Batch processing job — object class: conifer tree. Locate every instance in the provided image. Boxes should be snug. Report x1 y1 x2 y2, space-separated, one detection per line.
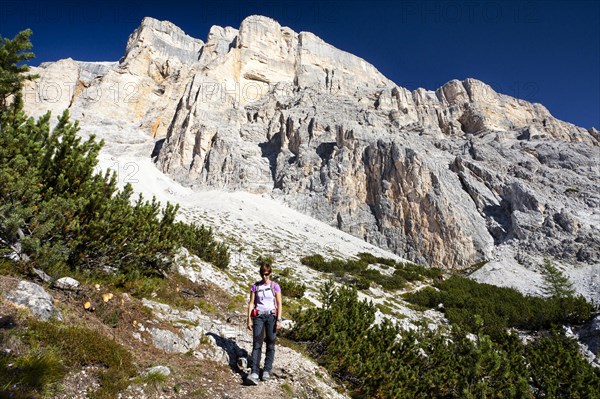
0 29 38 112
541 258 575 298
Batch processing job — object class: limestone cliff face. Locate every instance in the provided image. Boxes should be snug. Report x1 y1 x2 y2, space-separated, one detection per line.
24 17 202 138
23 16 599 269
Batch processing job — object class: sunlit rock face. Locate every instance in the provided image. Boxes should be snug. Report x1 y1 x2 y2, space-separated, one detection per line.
23 15 599 271
24 17 203 138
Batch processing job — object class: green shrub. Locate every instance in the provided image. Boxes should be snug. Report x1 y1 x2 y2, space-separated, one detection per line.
286 283 600 398
403 286 441 307
300 254 327 270
375 257 396 267
176 222 230 269
256 255 274 266
0 106 230 275
395 261 441 281
279 277 306 299
404 275 596 338
358 268 406 290
0 30 230 276
527 329 600 397
302 253 438 292
279 267 293 278
1 86 228 278
345 259 368 273
357 268 381 283
356 252 378 264
349 275 371 290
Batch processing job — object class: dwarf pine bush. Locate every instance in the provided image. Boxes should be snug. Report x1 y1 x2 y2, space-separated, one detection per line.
300 253 440 291
404 275 595 339
287 282 600 398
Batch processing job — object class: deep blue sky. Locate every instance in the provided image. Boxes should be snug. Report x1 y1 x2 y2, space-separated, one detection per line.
1 0 598 129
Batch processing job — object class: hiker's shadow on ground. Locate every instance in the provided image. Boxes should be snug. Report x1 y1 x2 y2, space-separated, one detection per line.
207 332 255 385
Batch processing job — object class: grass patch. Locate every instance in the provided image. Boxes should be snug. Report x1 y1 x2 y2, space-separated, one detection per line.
197 300 216 314
281 382 294 398
282 297 314 319
134 370 168 387
0 319 136 399
0 257 27 277
95 304 123 328
190 387 208 397
277 335 310 357
80 269 207 313
175 319 199 327
375 302 395 316
226 294 246 312
0 346 64 398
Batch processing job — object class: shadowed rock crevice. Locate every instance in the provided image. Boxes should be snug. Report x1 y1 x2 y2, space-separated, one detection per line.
259 132 282 187
483 201 513 244
151 138 165 159
316 142 335 167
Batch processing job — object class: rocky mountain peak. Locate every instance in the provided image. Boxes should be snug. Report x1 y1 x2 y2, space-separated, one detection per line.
191 14 393 104
198 25 238 65
237 15 282 49
124 16 203 64
22 16 599 278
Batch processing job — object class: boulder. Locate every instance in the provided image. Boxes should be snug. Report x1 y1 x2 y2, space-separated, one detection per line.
578 314 600 357
5 281 60 321
143 365 171 377
53 277 80 290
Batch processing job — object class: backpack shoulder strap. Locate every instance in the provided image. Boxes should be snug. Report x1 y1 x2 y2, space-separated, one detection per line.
251 282 261 307
271 281 277 309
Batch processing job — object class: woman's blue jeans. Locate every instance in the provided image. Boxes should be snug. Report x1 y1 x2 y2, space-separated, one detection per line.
251 313 276 374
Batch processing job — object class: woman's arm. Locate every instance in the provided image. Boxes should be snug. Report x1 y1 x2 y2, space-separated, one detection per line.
275 291 282 329
247 291 255 330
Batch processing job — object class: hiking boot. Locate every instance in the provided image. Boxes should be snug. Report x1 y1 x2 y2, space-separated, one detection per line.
247 373 259 385
261 371 271 381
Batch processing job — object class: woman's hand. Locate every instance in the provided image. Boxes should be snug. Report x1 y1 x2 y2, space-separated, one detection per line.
276 320 282 331
247 320 252 331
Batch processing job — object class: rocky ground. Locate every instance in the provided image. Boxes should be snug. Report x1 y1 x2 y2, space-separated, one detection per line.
2 239 598 398
0 270 348 399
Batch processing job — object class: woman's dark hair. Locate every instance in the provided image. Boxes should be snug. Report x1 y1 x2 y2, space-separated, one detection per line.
259 262 272 276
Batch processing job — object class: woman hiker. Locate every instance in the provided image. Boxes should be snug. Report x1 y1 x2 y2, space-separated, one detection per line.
246 262 282 385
